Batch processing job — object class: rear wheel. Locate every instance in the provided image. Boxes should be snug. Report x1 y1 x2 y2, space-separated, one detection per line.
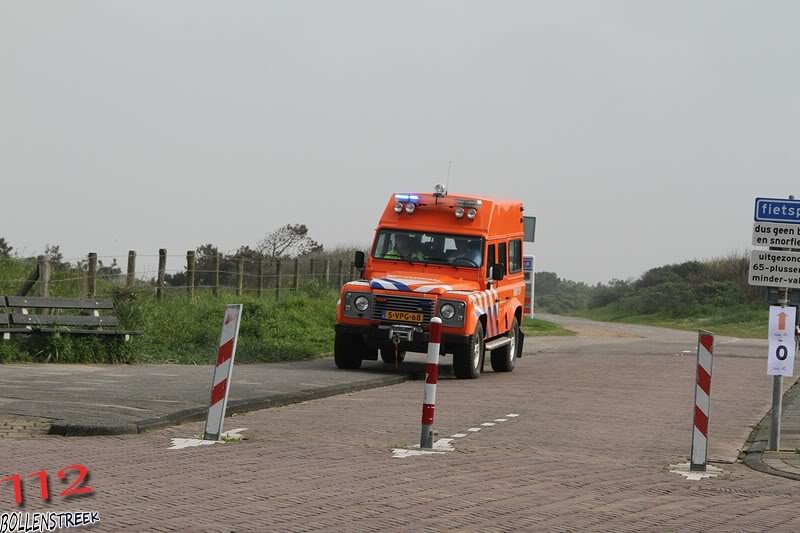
334 330 363 369
453 322 484 379
491 317 519 372
380 349 406 365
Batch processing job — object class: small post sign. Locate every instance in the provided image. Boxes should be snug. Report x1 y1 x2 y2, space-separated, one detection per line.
523 255 535 318
768 305 796 377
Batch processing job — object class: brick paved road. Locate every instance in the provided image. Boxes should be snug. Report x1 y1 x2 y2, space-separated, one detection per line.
2 317 798 531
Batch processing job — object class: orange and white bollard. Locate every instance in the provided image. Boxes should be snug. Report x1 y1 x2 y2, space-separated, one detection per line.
691 330 714 471
204 304 243 441
420 317 442 448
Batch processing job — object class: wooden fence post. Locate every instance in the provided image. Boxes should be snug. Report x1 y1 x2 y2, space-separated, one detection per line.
350 261 356 281
237 257 244 296
17 261 40 297
186 250 196 298
257 259 264 297
309 259 316 284
126 250 136 289
87 252 97 297
157 249 166 301
275 260 282 301
212 253 220 297
324 259 331 286
293 258 300 290
337 260 344 288
38 256 50 298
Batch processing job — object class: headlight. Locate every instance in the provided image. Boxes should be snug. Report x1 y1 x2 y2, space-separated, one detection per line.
454 207 465 218
405 203 416 214
354 296 370 312
467 208 477 220
394 202 403 213
440 304 455 319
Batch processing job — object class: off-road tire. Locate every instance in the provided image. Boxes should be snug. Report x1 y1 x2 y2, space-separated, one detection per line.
453 322 484 379
491 317 519 372
334 330 363 369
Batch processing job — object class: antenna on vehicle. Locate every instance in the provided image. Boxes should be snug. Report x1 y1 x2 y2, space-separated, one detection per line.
446 160 453 192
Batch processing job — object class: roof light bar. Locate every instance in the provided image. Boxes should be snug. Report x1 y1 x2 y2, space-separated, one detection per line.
395 194 420 204
455 198 482 209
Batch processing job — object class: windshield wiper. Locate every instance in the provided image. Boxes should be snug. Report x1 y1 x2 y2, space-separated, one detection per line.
425 257 459 269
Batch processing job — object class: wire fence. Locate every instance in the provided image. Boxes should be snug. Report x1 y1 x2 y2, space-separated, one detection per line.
1 250 360 301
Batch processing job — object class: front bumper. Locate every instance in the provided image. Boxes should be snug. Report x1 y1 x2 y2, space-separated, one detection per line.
335 323 470 355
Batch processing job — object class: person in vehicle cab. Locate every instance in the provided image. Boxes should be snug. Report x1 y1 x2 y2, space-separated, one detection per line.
384 233 425 261
449 238 482 266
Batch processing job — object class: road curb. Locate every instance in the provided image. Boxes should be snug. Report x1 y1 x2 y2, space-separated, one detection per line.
47 373 417 437
742 378 800 480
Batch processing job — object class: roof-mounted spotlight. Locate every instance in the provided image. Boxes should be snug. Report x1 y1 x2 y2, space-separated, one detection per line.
433 183 447 198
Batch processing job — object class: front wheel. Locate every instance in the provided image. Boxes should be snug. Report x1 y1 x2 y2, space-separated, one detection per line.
491 317 519 372
334 330 363 369
453 322 484 379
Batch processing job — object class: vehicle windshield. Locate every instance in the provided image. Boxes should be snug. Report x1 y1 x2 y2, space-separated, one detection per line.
372 229 484 268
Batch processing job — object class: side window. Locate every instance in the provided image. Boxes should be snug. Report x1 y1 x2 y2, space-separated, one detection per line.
509 239 522 273
486 244 496 278
498 242 507 274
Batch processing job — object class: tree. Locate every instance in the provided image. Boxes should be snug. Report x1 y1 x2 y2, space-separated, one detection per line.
257 224 322 259
44 244 71 270
0 238 12 258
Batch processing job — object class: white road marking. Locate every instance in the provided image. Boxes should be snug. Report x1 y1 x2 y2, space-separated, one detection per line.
681 350 692 354
168 438 216 450
669 462 723 481
168 428 248 449
391 414 520 458
391 448 445 458
506 413 519 417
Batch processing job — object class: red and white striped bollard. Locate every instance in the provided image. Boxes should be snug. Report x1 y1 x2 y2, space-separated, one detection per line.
691 330 714 471
204 304 243 441
420 317 443 448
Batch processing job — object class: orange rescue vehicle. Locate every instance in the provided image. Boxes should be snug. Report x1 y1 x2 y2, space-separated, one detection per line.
335 184 536 379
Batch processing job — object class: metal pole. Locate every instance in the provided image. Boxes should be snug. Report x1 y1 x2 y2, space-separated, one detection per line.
768 192 796 451
769 286 789 451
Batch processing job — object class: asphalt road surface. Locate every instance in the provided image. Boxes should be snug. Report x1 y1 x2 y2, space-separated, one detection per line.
2 315 798 532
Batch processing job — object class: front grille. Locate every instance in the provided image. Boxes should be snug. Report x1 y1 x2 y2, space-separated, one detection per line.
372 295 435 323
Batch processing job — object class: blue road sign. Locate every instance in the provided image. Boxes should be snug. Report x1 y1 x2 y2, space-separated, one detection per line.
523 256 534 272
755 197 800 224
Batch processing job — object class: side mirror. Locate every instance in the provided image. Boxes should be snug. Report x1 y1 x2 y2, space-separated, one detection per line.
354 251 365 269
524 216 536 243
492 263 505 282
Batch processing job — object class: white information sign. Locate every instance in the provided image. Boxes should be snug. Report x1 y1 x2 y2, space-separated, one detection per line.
748 249 800 289
752 222 800 248
767 305 796 377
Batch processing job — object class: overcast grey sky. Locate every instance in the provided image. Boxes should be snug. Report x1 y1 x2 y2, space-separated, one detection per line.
2 1 798 283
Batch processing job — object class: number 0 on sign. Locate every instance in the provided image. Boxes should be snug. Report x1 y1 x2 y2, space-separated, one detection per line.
768 305 797 377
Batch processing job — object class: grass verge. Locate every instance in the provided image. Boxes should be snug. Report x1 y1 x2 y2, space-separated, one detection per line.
521 317 576 337
576 304 767 338
0 285 338 364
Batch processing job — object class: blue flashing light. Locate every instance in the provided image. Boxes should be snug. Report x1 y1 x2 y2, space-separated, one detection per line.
394 194 420 204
